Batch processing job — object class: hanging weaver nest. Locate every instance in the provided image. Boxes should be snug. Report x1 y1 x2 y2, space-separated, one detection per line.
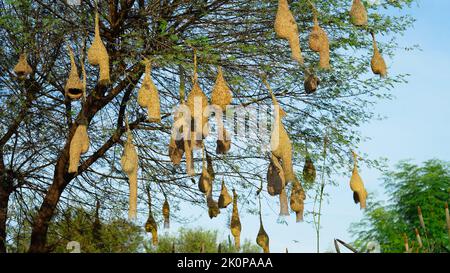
274 0 304 64
256 216 270 253
211 66 232 111
207 193 220 219
13 53 32 80
206 152 215 181
92 201 102 242
87 12 110 85
350 0 368 27
218 180 232 208
230 189 241 250
138 60 161 122
198 163 213 194
163 198 170 228
187 81 209 148
68 115 90 174
168 135 184 166
264 79 296 184
145 210 158 246
121 130 139 220
267 155 285 196
65 46 84 100
349 152 368 209
302 154 316 184
371 33 387 77
304 71 320 94
216 128 231 155
290 179 306 222
308 14 330 70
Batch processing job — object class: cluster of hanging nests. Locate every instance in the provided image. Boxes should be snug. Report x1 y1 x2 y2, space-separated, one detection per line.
11 0 380 253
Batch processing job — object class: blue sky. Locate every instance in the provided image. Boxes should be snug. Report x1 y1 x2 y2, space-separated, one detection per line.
160 0 450 253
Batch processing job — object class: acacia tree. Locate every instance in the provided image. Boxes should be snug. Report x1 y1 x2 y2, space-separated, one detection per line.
0 0 415 253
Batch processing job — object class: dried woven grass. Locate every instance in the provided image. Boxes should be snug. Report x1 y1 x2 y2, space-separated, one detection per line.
263 79 296 184
198 164 212 194
169 135 184 165
216 128 231 155
350 0 368 27
349 152 368 209
302 154 316 184
371 33 387 77
207 193 220 219
68 118 90 173
163 198 170 229
14 53 32 79
290 179 306 222
218 180 232 208
267 155 285 196
145 211 158 246
256 215 270 253
87 12 110 85
121 132 139 219
65 47 84 100
309 16 330 69
304 72 320 94
275 0 304 64
187 82 209 148
230 189 241 250
211 67 232 111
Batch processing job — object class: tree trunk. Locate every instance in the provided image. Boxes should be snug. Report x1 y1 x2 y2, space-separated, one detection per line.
0 149 12 253
28 145 72 253
0 185 11 253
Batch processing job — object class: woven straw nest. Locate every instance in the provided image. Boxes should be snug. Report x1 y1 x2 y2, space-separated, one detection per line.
163 199 170 228
349 152 368 209
350 0 368 27
87 12 110 85
207 193 220 219
68 115 90 174
216 124 231 155
371 33 387 77
121 131 139 219
13 53 33 79
302 154 316 184
304 72 320 94
138 60 161 122
256 216 270 253
290 179 306 222
211 67 232 111
218 180 232 208
279 187 290 216
309 15 330 70
145 211 158 246
187 81 209 148
267 155 285 196
274 0 303 64
266 86 296 184
65 46 84 100
230 189 242 250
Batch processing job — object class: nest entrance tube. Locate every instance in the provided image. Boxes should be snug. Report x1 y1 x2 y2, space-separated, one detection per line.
68 115 90 174
120 120 139 220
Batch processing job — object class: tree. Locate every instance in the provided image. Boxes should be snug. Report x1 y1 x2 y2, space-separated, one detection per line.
7 204 146 253
349 160 450 253
146 227 261 253
0 0 416 252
